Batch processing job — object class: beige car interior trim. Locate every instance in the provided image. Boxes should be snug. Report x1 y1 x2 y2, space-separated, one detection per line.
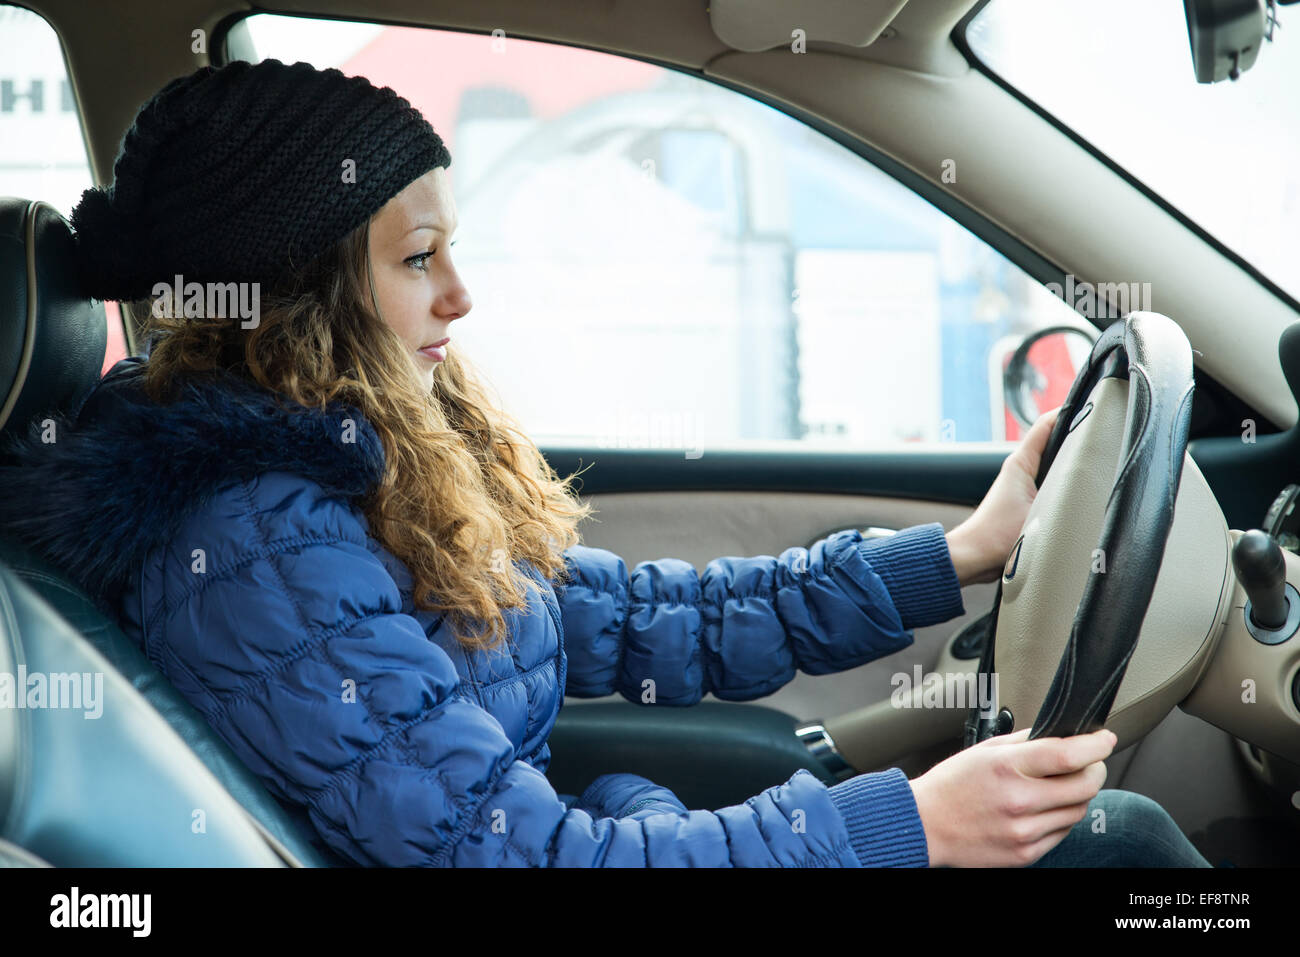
1185 531 1300 765
708 0 908 53
823 649 976 773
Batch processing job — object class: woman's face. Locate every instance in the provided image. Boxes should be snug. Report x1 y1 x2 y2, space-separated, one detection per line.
367 167 471 390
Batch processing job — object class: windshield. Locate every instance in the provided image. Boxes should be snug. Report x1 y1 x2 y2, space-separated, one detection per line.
966 0 1300 303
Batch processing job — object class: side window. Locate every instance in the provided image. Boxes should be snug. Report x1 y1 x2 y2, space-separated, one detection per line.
237 15 1093 448
0 4 128 374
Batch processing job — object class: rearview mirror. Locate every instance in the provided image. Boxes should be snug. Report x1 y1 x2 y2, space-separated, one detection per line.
1185 0 1268 83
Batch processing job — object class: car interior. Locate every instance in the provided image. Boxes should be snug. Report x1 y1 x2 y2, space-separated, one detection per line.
2 0 1300 868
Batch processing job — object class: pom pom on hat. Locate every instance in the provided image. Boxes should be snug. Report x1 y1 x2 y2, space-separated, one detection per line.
69 184 151 302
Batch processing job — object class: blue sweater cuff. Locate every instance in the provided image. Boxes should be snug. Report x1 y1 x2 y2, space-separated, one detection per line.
859 523 965 630
826 767 929 867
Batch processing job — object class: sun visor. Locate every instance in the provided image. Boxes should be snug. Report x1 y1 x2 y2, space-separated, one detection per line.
709 0 909 52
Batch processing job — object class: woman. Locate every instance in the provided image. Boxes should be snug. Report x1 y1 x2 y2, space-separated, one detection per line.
0 58 1208 867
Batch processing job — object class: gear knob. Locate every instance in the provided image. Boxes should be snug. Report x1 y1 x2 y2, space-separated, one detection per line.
1232 529 1289 630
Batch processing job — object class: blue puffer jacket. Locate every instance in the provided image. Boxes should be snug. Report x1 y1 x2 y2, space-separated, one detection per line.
0 357 967 866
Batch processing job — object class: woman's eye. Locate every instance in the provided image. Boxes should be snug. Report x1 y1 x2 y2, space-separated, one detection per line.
405 250 435 271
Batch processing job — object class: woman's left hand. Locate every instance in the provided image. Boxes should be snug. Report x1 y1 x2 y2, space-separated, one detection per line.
945 407 1061 586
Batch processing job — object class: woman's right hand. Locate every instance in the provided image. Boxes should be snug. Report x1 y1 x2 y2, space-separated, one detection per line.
909 727 1116 867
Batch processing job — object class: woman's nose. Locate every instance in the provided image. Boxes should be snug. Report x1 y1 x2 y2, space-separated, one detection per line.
440 273 472 321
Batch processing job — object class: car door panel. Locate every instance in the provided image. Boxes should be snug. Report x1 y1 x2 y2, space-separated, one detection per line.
542 446 1002 796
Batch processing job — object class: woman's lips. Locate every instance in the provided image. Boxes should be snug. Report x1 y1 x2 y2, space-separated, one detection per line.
418 337 450 362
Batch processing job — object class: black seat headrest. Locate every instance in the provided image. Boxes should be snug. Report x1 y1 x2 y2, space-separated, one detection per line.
0 198 106 449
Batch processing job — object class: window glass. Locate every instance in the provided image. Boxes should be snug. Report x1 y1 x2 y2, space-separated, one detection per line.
240 14 1094 448
0 4 127 373
967 0 1300 304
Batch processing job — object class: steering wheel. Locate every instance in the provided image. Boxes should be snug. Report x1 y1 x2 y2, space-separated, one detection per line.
965 312 1231 748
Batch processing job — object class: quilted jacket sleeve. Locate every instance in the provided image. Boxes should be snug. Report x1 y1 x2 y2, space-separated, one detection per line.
139 473 931 867
556 524 966 703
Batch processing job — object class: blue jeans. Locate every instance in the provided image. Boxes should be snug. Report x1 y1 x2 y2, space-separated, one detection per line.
1029 789 1211 867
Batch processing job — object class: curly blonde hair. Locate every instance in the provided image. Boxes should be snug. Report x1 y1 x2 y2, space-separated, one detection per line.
131 217 594 651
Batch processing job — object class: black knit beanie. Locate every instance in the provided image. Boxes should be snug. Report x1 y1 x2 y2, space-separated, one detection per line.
69 58 451 302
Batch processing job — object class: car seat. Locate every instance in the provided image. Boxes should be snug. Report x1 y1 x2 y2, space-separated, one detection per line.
0 196 344 866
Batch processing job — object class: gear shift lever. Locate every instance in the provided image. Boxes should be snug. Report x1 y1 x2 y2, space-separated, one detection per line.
1233 529 1289 629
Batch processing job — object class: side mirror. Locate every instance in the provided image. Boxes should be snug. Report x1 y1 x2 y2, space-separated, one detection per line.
1002 325 1098 430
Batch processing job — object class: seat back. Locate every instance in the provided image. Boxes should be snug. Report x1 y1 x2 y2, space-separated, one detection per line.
0 197 344 866
0 556 297 865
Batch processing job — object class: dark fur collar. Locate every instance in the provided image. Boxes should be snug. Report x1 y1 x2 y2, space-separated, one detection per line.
0 357 386 607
